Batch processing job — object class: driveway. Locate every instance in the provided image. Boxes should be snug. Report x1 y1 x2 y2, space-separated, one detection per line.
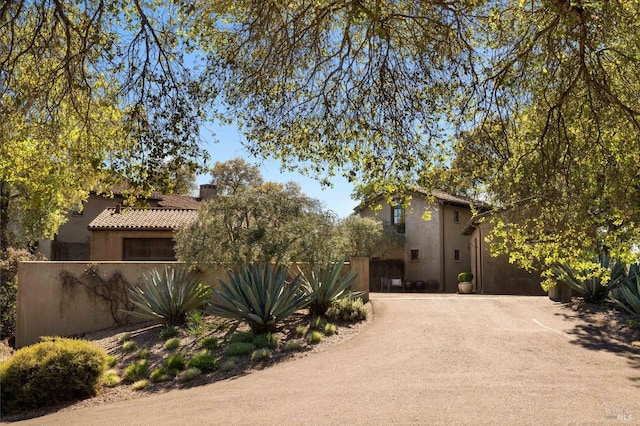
17 294 640 425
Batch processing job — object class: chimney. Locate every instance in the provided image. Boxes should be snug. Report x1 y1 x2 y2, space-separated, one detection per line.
114 204 122 214
199 184 218 200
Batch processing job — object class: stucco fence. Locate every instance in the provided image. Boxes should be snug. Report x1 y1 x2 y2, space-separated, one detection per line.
16 258 369 348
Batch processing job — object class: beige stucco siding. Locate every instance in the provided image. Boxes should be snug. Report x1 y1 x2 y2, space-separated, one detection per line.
441 205 473 292
90 230 175 261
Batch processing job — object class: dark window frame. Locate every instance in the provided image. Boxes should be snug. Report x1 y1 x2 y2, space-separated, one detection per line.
122 238 177 261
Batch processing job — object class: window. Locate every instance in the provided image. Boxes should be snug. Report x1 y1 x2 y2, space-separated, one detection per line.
410 249 419 261
123 238 176 261
454 249 460 262
453 211 459 223
391 200 406 234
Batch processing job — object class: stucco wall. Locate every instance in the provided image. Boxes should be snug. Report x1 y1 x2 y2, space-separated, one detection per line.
90 230 175 261
469 223 545 295
441 205 474 292
17 259 369 348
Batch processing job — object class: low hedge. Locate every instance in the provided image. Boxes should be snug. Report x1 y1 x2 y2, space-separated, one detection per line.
0 337 107 415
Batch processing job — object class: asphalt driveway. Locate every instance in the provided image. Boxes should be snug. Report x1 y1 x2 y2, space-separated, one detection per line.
16 294 640 425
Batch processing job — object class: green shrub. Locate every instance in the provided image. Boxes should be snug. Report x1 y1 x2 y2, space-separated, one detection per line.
208 263 309 332
159 324 179 340
127 265 211 325
229 331 255 344
102 370 121 387
150 367 175 383
118 332 132 344
326 297 368 323
610 263 640 317
282 341 302 352
550 250 622 304
310 316 325 330
132 379 149 390
223 342 256 357
179 367 201 381
295 325 307 337
251 348 271 363
457 272 473 282
164 352 187 371
324 323 336 336
106 355 118 368
0 248 44 340
0 337 107 414
187 350 218 372
187 310 206 337
136 347 150 359
219 357 238 372
200 336 219 350
122 340 138 353
301 261 358 315
164 338 181 351
307 331 323 344
254 333 279 349
123 360 149 383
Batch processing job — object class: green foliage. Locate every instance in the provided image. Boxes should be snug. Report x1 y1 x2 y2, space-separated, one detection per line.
150 367 175 383
549 251 622 304
122 341 138 353
164 353 187 372
136 347 150 359
309 316 326 331
229 331 255 344
255 333 279 349
610 264 640 317
306 331 323 345
282 341 303 352
132 379 150 391
118 333 133 344
219 357 238 372
324 323 337 336
223 342 256 357
457 272 473 282
251 348 271 363
295 325 307 337
0 337 107 414
127 265 211 326
159 325 179 340
301 261 358 316
188 350 218 372
175 171 336 267
200 336 219 350
179 367 202 382
106 355 118 368
207 263 309 332
326 297 368 323
0 248 44 339
164 338 181 351
122 360 149 383
334 215 405 259
102 370 121 387
187 310 206 337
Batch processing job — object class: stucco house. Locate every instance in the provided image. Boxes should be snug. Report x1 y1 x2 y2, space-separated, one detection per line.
39 184 216 260
356 189 490 293
87 207 198 261
462 211 545 295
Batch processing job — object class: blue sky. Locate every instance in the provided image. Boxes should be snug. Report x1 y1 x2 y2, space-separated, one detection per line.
195 124 357 218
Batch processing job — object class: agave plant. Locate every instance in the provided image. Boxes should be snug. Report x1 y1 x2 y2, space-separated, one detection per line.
301 261 358 316
127 266 211 325
549 250 623 304
609 263 640 317
207 263 309 332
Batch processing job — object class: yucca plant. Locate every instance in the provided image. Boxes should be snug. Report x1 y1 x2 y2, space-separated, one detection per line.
126 266 211 325
301 261 358 315
549 250 623 304
207 263 309 332
610 263 640 317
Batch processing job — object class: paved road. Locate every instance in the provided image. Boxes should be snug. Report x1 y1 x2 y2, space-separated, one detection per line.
17 294 640 425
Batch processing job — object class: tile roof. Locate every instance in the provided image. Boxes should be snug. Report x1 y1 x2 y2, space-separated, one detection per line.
88 208 198 231
354 189 491 212
156 194 201 209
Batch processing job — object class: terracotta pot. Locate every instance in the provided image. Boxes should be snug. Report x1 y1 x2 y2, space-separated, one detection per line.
457 281 473 294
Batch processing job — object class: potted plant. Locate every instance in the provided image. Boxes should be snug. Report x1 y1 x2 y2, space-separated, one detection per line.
457 272 474 294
